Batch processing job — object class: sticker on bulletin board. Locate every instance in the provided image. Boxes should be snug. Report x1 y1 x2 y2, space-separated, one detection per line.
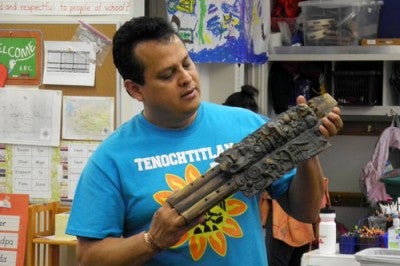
0 30 42 86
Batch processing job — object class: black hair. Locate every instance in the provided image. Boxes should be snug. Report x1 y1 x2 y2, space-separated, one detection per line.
112 16 177 85
223 85 260 113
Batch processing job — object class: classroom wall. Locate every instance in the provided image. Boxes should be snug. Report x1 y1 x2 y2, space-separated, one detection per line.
319 136 378 230
319 136 378 193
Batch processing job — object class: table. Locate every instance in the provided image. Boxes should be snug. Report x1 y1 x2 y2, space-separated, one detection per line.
32 235 77 266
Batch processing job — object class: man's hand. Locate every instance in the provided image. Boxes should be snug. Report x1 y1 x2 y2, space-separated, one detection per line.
296 95 343 138
147 203 205 250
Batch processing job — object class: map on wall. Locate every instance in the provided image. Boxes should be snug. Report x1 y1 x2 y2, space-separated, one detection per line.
0 88 62 147
166 0 268 63
62 96 114 141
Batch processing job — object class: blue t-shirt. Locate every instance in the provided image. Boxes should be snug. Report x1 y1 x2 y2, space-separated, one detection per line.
67 102 293 266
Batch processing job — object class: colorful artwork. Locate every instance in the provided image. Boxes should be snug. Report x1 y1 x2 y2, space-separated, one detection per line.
166 0 268 63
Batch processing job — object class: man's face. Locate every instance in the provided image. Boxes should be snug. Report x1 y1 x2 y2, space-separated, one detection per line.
128 35 201 128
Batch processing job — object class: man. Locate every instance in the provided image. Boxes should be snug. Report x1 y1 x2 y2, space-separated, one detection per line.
66 16 343 266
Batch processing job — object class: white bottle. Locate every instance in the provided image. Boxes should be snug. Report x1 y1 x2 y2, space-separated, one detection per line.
319 206 336 254
388 213 400 249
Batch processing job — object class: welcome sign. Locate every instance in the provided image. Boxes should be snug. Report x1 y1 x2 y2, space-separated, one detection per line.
0 30 42 85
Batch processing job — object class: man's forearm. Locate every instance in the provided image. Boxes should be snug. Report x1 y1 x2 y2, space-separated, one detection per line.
76 234 154 266
286 156 325 223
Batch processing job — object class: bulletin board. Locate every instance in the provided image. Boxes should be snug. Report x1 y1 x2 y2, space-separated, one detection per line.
0 23 117 102
0 23 118 203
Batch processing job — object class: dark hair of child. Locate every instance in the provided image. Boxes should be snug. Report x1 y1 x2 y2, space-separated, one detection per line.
223 85 259 113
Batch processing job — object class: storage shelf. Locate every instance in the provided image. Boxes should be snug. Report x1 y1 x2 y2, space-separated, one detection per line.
267 45 400 119
268 46 400 61
339 106 400 117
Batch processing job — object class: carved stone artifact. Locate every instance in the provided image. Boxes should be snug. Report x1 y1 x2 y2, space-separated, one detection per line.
167 93 338 223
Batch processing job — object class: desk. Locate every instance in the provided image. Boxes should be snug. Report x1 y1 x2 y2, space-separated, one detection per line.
32 235 77 266
301 247 360 266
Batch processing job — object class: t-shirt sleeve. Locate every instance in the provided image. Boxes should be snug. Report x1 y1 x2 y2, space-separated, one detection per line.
266 168 296 198
66 158 125 239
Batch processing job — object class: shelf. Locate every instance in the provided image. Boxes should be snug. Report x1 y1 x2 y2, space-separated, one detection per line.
330 191 369 207
32 235 77 246
266 45 400 120
268 46 400 61
340 106 400 117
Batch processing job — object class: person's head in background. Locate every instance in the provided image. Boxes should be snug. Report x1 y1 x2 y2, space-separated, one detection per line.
223 84 259 113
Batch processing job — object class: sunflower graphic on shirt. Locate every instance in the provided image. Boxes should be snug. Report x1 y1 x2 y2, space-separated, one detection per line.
153 163 247 261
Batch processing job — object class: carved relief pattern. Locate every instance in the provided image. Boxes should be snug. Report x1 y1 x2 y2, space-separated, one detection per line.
167 94 337 222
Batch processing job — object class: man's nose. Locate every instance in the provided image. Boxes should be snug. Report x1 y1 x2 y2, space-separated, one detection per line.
177 68 192 86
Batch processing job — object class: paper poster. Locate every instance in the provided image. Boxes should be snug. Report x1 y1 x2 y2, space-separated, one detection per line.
0 88 62 147
0 0 130 15
0 193 29 266
43 41 96 86
62 96 114 140
0 141 99 203
60 142 99 200
0 30 42 86
11 145 53 200
1 144 59 203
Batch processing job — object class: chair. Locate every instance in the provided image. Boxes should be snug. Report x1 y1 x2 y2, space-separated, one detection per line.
26 202 76 266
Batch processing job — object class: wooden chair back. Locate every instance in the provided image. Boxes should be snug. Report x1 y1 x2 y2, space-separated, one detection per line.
25 202 62 266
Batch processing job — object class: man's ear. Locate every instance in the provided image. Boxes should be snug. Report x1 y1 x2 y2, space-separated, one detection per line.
125 79 144 102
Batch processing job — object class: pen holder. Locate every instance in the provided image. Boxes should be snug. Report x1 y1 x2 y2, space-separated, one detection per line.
339 234 357 254
357 235 381 251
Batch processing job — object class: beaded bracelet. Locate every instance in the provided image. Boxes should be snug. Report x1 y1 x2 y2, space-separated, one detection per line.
144 231 163 252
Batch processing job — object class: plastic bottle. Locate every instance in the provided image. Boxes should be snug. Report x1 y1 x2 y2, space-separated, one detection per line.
388 212 400 249
319 206 336 254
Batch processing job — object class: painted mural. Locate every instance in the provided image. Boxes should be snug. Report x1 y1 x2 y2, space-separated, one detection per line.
166 0 268 63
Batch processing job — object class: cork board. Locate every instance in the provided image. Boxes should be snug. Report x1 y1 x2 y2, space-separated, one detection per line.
0 23 117 98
